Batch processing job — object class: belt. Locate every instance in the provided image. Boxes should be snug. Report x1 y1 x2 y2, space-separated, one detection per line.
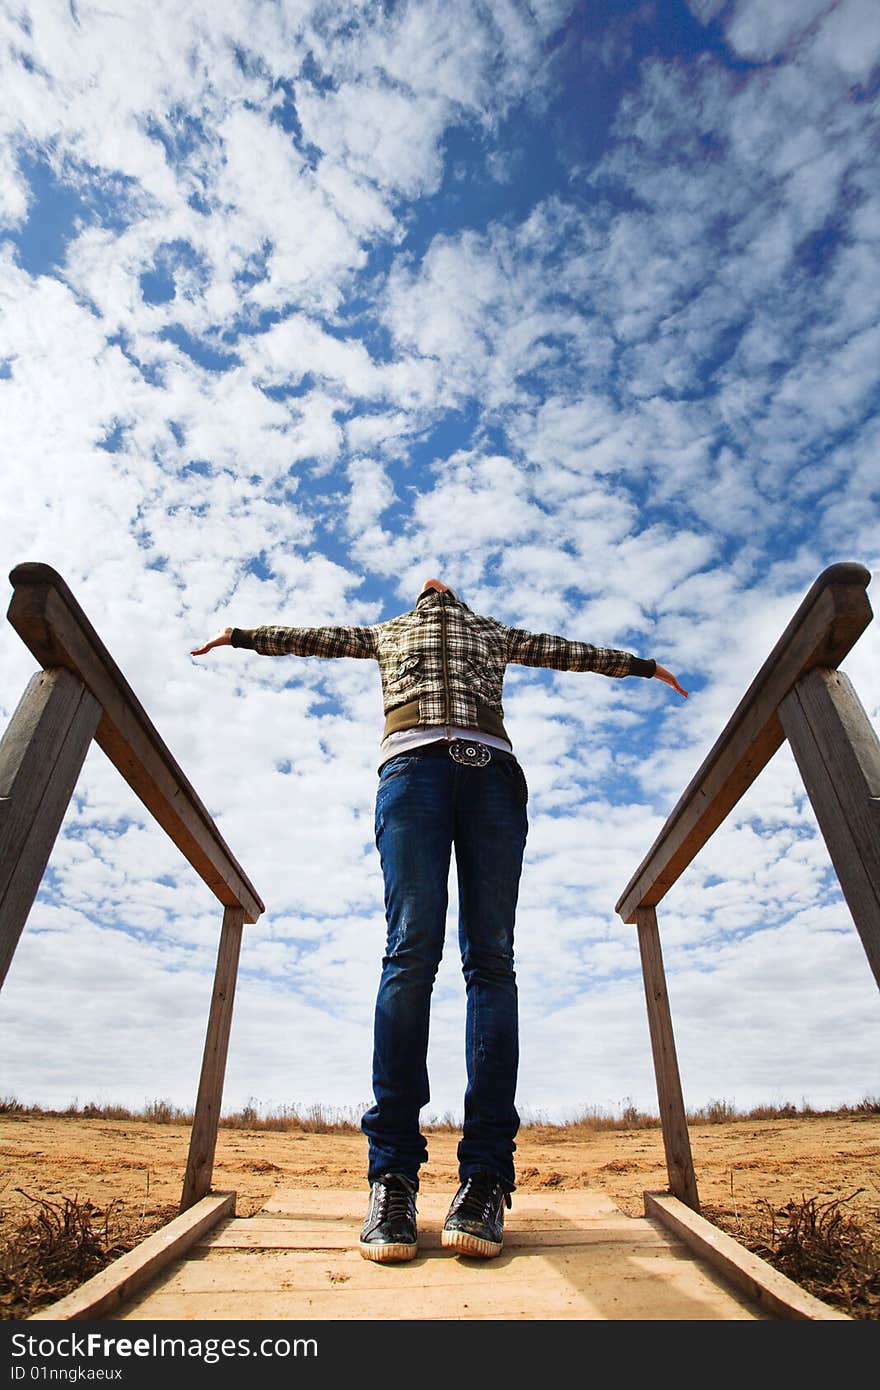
410 738 517 768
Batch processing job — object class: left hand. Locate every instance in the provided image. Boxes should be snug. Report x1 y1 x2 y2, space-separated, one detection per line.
191 627 233 657
653 664 688 698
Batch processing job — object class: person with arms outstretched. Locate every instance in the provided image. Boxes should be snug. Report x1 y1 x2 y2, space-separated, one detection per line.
192 577 687 1262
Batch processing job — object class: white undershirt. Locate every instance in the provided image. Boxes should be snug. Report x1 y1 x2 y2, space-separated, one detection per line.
378 724 513 769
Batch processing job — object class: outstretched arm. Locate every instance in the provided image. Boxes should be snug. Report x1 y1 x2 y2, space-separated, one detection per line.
191 623 377 660
502 623 687 697
653 663 688 698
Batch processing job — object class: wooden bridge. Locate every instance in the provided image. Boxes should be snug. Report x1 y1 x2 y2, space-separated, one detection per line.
2 561 878 1321
27 1188 848 1321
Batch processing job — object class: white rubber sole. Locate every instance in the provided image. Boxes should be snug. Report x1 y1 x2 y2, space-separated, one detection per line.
441 1227 502 1258
359 1239 418 1263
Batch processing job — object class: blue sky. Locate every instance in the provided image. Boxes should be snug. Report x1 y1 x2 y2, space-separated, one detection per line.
1 0 879 1127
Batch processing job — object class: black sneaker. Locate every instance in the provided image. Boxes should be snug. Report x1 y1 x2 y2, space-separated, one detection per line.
441 1172 512 1258
359 1172 418 1262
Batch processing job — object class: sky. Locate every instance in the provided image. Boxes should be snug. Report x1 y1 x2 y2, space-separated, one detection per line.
1 0 879 1136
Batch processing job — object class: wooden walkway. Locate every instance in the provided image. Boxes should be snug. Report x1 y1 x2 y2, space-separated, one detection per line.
32 1189 849 1322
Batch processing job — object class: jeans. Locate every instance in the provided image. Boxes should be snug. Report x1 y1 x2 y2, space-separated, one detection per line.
361 747 528 1191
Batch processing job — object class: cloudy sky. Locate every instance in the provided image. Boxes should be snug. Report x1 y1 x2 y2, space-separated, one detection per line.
1 0 879 1138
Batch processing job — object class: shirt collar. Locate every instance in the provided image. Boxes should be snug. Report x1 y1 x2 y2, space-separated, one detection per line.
416 588 465 609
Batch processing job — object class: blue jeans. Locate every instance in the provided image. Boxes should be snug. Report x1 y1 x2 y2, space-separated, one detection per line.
361 747 528 1191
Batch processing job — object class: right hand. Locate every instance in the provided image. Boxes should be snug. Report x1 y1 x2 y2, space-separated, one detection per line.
191 627 233 657
653 663 688 698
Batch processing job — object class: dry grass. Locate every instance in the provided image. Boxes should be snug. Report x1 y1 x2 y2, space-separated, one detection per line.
706 1191 880 1321
0 1191 177 1320
3 1093 879 1133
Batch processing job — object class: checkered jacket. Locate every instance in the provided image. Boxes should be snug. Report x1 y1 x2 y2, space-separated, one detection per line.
231 588 655 739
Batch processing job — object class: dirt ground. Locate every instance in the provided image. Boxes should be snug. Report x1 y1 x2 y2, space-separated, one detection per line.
2 1111 878 1228
2 1111 879 1318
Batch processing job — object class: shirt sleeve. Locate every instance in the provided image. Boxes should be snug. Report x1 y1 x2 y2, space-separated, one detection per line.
503 625 655 678
230 625 378 659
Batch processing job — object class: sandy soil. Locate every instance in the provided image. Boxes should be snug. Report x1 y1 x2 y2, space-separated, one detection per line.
2 1111 879 1231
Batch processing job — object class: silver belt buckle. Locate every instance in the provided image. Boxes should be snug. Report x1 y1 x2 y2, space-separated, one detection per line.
448 738 491 767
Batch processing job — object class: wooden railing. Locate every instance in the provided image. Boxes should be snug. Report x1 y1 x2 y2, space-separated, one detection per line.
0 563 265 1211
616 562 879 1212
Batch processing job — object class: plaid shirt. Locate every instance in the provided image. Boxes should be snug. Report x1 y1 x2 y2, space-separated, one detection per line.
231 588 655 735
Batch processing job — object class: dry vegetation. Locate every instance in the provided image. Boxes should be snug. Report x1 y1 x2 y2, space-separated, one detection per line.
704 1190 880 1319
1 1096 879 1321
0 1190 178 1320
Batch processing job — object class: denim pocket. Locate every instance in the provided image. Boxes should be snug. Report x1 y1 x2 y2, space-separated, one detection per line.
375 754 417 845
500 759 529 808
378 753 416 784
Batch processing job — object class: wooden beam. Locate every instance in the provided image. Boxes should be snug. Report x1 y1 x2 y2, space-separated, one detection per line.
616 564 873 923
28 1192 236 1321
180 904 245 1212
636 906 700 1212
644 1192 850 1320
0 668 101 989
779 668 880 991
6 564 263 923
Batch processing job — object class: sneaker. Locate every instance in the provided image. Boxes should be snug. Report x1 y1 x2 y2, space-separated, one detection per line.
441 1171 512 1258
359 1172 418 1262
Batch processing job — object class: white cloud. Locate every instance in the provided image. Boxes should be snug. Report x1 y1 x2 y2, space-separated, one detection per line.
687 0 726 23
815 0 880 80
298 80 449 200
724 0 831 62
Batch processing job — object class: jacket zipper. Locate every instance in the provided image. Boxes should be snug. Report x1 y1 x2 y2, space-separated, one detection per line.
440 601 451 738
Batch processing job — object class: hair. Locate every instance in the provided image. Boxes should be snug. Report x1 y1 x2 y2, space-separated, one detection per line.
419 579 458 600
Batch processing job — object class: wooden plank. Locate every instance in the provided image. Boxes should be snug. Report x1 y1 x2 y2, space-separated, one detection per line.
120 1286 763 1320
135 1242 707 1291
180 906 245 1211
251 1213 636 1230
204 1207 638 1236
7 567 263 923
28 1192 236 1321
200 1223 667 1250
259 1189 625 1218
616 564 873 923
118 1242 765 1321
779 668 880 990
0 667 100 988
636 907 700 1212
644 1191 850 1321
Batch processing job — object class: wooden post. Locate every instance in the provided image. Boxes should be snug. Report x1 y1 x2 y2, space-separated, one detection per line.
0 668 101 989
779 668 880 991
180 904 245 1211
635 905 700 1212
